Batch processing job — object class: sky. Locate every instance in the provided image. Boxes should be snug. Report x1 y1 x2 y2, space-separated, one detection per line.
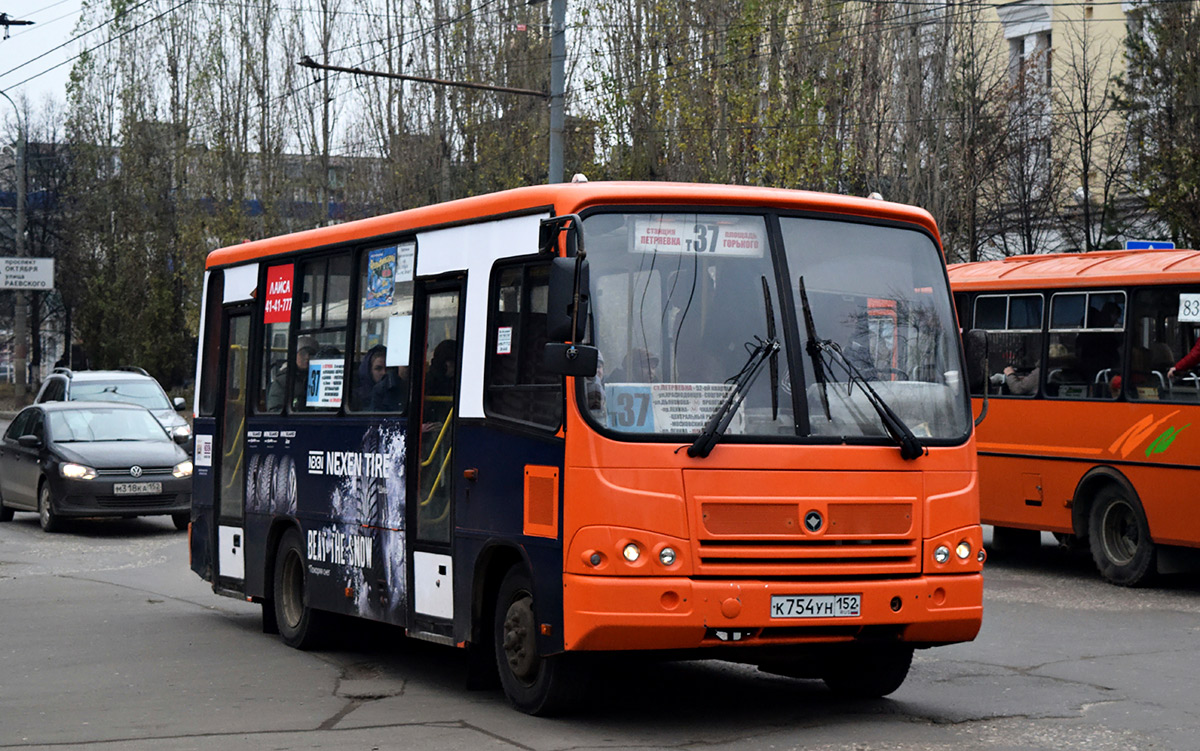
0 1 85 111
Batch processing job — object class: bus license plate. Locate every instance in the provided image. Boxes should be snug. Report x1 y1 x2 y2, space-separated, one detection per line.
770 594 861 619
114 482 162 495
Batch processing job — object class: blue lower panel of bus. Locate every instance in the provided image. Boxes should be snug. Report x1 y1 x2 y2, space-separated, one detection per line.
191 415 566 645
451 421 565 651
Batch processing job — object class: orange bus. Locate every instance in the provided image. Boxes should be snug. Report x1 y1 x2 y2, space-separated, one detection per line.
949 249 1200 586
189 182 983 714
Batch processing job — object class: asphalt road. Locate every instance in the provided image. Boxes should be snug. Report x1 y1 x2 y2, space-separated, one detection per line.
2 508 1199 750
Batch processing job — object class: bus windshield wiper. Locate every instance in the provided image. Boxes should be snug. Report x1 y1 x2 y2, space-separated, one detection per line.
687 335 780 458
798 276 831 421
808 337 926 461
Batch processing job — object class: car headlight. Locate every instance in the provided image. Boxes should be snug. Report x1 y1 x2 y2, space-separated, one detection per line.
61 463 97 480
173 460 194 478
172 425 192 439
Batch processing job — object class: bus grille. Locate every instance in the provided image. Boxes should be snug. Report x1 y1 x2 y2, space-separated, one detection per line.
696 537 920 577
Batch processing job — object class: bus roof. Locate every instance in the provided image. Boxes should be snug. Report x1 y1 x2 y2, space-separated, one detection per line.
947 248 1200 290
204 182 941 269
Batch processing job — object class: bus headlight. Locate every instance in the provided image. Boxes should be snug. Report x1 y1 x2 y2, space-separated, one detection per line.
622 543 641 562
933 545 950 564
173 460 194 478
955 541 972 559
659 547 677 566
61 463 97 480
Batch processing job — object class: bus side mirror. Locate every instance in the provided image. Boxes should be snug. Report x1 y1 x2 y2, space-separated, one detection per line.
547 256 589 342
964 329 989 392
543 343 599 377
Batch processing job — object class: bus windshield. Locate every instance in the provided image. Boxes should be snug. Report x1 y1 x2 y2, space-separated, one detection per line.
583 211 969 442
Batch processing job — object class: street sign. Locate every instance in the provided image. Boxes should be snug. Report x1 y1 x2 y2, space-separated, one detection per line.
1124 240 1175 250
0 257 54 289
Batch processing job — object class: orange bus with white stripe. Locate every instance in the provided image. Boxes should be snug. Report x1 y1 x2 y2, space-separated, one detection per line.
949 249 1200 586
189 182 982 714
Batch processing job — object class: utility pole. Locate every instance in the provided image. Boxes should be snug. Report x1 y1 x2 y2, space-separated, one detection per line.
0 89 27 399
548 0 565 184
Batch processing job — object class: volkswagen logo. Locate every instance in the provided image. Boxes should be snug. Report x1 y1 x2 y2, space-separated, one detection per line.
804 510 824 533
130 466 143 478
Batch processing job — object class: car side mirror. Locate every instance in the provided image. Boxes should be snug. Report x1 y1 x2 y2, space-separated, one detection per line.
173 397 186 411
172 432 190 445
18 434 42 448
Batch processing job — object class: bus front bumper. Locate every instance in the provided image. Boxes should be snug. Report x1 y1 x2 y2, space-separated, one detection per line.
561 573 982 652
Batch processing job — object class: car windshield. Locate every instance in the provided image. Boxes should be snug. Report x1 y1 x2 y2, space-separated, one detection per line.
48 408 168 442
70 380 170 410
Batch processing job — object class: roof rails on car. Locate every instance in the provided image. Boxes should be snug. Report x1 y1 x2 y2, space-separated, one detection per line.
117 366 150 376
52 367 73 377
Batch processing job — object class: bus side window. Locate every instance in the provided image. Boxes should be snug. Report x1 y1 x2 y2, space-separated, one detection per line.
1131 286 1200 403
288 254 352 413
484 259 562 429
1048 291 1124 400
350 243 414 414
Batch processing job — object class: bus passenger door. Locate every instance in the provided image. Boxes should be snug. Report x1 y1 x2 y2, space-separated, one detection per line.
215 310 251 590
409 280 463 637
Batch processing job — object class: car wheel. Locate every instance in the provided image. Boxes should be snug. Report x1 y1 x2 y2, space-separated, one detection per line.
172 512 190 531
272 527 330 649
38 481 60 533
821 645 914 699
1089 484 1154 586
493 566 589 716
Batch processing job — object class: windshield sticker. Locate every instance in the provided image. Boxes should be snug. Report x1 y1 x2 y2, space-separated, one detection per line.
306 359 344 408
497 326 513 355
605 383 741 434
365 247 396 309
631 218 766 257
397 241 416 282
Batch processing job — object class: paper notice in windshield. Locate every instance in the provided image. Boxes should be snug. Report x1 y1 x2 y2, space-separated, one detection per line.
631 216 765 257
306 359 344 408
605 383 741 434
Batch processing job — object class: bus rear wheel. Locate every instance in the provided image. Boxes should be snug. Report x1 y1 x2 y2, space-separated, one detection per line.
493 566 588 715
273 528 330 648
821 644 913 699
1088 485 1154 586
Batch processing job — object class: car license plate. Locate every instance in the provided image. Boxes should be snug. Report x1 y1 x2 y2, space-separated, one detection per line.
770 594 861 619
113 482 163 495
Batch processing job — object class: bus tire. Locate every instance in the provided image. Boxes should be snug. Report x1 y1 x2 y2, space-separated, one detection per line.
273 527 330 649
821 645 913 699
1088 485 1155 586
493 566 588 716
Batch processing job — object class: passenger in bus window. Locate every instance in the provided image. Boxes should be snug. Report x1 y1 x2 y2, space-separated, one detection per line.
1002 365 1039 395
1167 333 1200 380
267 336 317 411
427 339 457 396
356 345 408 413
611 348 659 383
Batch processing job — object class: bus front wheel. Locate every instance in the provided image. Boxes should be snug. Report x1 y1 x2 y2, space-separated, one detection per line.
821 645 913 699
493 566 588 715
1088 485 1154 587
273 528 330 648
